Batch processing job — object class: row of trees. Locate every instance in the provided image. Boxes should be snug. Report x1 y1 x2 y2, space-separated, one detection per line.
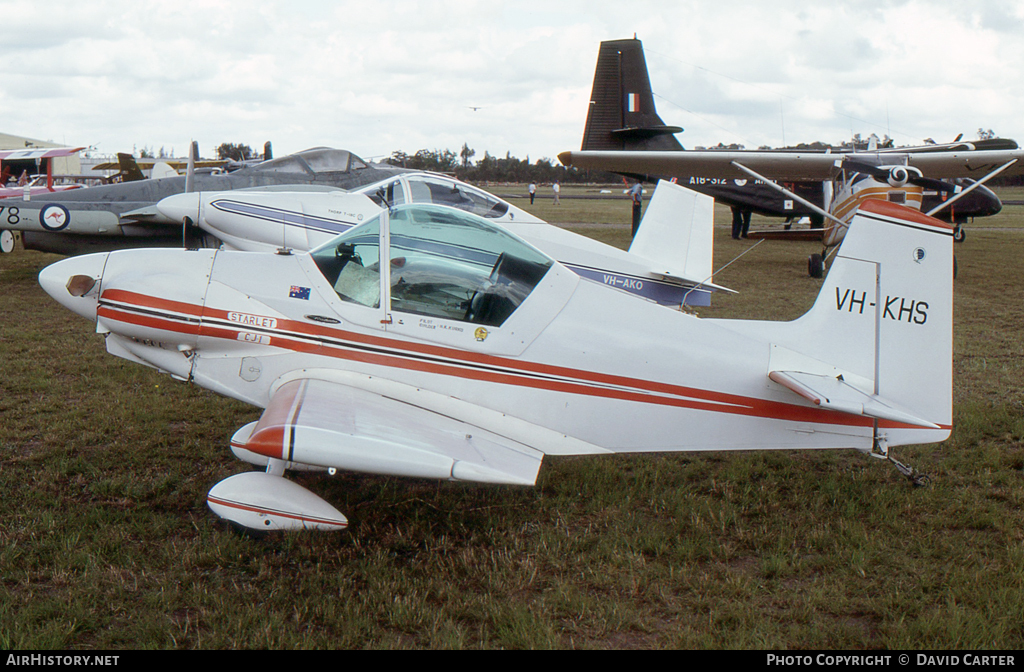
383 146 618 184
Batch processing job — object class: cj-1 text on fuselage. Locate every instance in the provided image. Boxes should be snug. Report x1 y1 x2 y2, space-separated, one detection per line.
39 194 953 532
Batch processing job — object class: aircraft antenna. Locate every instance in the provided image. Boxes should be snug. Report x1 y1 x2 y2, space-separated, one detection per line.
779 100 786 147
680 239 764 310
183 141 199 249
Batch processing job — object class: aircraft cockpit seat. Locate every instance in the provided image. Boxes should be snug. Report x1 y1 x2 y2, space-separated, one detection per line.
465 252 550 326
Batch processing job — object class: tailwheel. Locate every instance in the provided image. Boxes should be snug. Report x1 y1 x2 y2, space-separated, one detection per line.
870 435 930 487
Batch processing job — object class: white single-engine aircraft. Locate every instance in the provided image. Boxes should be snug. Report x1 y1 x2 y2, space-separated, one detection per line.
39 195 952 532
561 144 1022 277
154 172 725 307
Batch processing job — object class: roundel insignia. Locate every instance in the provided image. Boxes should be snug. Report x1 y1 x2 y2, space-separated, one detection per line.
733 179 748 187
40 204 71 231
913 247 926 263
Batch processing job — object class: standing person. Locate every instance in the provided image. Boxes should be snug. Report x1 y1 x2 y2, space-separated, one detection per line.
731 207 752 239
528 182 536 205
552 181 560 205
629 182 644 237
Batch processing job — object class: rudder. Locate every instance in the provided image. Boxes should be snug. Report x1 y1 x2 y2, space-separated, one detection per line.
783 200 953 446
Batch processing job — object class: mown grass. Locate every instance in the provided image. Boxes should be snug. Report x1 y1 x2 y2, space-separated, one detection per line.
1 194 1023 649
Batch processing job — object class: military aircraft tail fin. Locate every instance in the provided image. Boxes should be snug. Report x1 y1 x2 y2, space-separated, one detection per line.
776 200 953 446
115 153 145 182
581 38 684 152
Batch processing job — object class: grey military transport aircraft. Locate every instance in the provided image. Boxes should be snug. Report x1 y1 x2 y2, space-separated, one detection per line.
0 146 406 256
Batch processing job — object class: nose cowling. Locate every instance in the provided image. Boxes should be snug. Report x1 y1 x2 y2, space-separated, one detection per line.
38 252 109 322
156 192 202 228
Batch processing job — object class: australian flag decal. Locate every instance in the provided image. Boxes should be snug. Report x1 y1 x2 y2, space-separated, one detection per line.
289 285 311 300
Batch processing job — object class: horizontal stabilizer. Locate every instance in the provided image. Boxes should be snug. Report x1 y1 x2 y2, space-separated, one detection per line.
769 370 939 429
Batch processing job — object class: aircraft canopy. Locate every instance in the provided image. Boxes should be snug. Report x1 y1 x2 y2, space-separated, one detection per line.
311 204 552 326
356 173 512 219
251 148 367 176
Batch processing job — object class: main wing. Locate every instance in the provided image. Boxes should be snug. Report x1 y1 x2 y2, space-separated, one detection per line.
0 147 85 161
558 147 1024 181
559 149 839 181
234 374 609 486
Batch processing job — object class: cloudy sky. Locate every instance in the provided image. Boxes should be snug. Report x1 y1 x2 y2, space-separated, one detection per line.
1 0 1022 163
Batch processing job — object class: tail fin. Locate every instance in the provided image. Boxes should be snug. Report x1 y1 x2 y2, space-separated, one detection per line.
115 153 145 182
722 200 953 447
628 179 715 285
791 200 952 445
581 38 684 152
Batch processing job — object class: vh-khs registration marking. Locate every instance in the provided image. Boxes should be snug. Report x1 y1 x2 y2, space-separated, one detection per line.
836 288 928 324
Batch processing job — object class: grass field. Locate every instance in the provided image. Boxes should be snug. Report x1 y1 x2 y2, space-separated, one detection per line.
2 192 1023 649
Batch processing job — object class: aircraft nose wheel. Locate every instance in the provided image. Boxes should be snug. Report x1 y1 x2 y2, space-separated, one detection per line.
953 224 965 243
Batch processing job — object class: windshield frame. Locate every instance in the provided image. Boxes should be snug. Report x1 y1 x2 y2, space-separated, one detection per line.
309 203 554 327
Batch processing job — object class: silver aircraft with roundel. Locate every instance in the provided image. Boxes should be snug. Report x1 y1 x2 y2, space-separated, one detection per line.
1 146 406 256
40 192 953 532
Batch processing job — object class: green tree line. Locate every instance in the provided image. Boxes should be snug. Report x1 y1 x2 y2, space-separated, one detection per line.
383 146 620 184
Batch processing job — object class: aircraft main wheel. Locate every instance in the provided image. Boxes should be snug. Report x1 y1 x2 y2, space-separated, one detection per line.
0 230 14 254
953 226 966 243
808 253 825 278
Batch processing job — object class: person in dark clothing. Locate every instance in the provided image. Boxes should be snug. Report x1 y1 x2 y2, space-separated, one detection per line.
731 207 751 239
630 182 643 237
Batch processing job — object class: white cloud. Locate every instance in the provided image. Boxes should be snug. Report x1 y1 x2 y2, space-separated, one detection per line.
0 0 1020 160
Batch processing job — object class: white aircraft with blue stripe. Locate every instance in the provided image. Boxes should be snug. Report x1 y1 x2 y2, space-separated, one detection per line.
155 172 729 307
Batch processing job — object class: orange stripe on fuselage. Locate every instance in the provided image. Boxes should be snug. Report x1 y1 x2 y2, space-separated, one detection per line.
102 291 948 432
101 289 203 316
